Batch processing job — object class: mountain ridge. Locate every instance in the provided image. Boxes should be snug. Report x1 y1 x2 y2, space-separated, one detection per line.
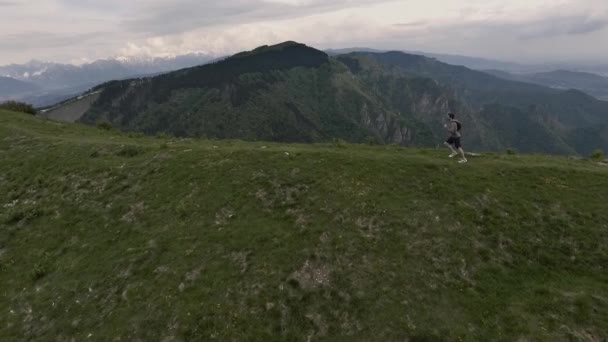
327 47 608 75
486 69 608 100
0 76 40 97
45 42 608 156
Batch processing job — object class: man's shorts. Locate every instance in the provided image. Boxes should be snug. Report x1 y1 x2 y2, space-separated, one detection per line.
446 137 462 149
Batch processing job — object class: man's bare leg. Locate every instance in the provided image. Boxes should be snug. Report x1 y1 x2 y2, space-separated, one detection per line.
458 147 467 163
444 142 458 157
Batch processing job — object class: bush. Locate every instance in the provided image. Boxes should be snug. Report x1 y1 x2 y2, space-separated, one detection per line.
128 132 145 139
506 148 517 155
156 132 172 139
31 262 49 281
365 136 379 146
0 101 36 115
332 138 348 149
116 145 144 157
591 149 604 160
96 120 113 131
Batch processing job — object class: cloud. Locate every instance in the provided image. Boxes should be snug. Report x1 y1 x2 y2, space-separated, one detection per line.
368 1 607 60
122 0 393 35
0 31 111 50
1 0 608 65
518 14 608 39
392 21 427 28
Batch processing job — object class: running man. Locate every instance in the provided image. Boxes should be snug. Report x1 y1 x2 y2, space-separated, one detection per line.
444 112 467 163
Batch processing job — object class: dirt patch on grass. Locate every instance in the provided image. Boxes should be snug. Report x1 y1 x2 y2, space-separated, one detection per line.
287 208 309 228
305 313 329 340
121 202 145 223
288 260 331 291
254 180 309 211
215 207 235 226
355 216 382 238
229 252 250 274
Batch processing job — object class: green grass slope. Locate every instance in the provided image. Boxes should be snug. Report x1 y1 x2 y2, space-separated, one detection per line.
1 110 608 341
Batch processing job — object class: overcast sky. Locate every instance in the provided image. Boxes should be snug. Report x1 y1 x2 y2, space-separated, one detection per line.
1 0 607 65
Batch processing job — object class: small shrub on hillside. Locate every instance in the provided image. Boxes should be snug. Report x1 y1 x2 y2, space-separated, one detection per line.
365 136 379 146
31 262 49 281
591 149 604 160
506 148 517 155
5 210 26 225
332 138 348 149
128 132 145 139
116 145 144 157
96 120 113 131
4 207 45 225
0 101 36 115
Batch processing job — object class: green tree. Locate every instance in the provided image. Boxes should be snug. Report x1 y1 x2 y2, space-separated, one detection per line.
0 101 36 115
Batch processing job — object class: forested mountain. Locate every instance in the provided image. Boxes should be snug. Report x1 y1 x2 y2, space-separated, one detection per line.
71 42 608 155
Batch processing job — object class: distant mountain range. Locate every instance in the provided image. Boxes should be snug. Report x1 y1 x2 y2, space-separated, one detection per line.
328 48 608 100
328 48 608 75
43 42 608 156
327 48 535 73
485 69 608 100
0 76 41 97
0 54 216 107
3 47 608 107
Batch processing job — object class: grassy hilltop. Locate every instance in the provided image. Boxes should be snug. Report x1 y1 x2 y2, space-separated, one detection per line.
1 110 608 341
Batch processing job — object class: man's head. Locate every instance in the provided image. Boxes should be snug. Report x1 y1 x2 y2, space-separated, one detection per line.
447 112 455 120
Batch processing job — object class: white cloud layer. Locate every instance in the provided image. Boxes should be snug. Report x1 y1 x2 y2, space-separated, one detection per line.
1 0 607 64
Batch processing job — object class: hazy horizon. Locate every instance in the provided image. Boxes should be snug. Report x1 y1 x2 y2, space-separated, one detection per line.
1 0 608 66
